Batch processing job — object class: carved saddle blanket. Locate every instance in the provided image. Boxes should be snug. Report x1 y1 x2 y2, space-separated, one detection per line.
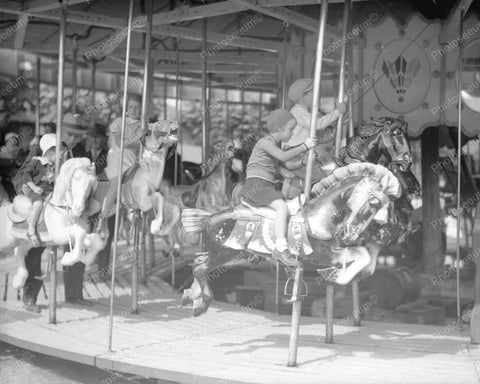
206 202 313 257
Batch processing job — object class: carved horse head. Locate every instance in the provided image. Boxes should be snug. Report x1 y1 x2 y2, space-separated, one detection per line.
346 117 412 172
309 163 401 245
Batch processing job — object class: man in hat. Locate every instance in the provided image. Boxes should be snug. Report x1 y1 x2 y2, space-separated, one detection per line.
86 122 113 272
61 112 92 306
282 78 347 198
87 123 109 175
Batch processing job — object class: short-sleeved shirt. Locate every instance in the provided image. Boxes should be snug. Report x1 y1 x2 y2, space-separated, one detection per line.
286 104 339 148
246 135 281 183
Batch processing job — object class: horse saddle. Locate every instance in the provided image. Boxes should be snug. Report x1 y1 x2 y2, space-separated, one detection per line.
9 196 49 239
222 212 313 256
238 194 306 219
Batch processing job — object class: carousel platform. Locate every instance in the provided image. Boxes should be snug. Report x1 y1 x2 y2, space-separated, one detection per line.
1 262 480 384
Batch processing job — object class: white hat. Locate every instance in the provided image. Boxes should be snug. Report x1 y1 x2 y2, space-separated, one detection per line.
4 132 19 142
39 133 56 155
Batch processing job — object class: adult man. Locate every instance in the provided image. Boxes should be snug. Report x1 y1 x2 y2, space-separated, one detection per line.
282 78 347 198
86 123 113 272
61 112 92 306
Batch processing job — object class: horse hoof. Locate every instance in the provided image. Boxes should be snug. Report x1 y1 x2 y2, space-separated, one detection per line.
61 252 82 266
181 289 194 305
12 268 28 289
193 296 213 317
150 220 162 235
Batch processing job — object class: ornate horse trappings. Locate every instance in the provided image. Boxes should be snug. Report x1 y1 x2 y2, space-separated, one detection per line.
181 163 402 316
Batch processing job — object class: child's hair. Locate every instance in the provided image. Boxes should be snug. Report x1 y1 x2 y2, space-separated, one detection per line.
127 94 142 104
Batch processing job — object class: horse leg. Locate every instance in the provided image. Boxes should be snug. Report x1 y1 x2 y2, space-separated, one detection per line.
150 192 165 235
335 247 371 285
181 252 213 317
60 225 87 266
12 242 31 289
83 233 104 266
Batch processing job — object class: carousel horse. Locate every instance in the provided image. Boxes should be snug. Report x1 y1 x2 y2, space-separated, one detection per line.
153 140 236 250
181 163 402 316
0 158 103 289
96 120 178 236
281 116 415 199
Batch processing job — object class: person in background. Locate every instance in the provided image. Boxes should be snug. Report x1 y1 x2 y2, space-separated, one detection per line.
0 132 24 200
282 78 347 198
61 112 92 306
240 109 316 266
86 123 114 272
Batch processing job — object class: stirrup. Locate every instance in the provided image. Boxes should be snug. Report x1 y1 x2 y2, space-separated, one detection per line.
283 275 308 303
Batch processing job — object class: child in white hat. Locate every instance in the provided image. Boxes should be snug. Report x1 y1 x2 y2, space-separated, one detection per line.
14 133 62 246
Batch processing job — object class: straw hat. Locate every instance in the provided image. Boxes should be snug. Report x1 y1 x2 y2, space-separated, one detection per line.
63 113 87 135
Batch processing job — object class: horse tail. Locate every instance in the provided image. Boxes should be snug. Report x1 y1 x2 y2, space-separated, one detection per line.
181 208 213 234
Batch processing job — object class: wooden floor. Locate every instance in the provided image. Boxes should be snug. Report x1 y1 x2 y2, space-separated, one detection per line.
1 252 480 383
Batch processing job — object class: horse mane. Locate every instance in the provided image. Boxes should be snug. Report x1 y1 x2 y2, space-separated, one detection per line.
311 162 401 199
53 157 92 201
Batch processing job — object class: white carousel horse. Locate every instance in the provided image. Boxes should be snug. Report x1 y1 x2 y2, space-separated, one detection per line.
0 158 103 289
115 120 178 235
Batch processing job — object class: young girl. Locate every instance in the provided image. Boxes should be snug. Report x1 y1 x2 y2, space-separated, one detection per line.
16 133 59 246
240 109 317 266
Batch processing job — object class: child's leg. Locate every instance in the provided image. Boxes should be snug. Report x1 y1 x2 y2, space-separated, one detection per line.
102 176 119 218
27 201 43 235
269 199 289 252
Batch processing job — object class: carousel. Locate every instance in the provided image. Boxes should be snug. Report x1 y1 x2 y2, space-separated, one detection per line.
1 0 480 383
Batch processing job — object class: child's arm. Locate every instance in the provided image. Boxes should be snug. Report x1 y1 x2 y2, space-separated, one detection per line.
19 159 43 194
263 138 317 163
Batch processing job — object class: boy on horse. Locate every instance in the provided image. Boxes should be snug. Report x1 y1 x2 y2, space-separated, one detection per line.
240 109 316 266
14 133 64 246
282 78 347 198
99 94 144 229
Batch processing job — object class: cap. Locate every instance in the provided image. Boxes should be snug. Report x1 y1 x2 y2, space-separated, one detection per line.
288 78 313 104
4 132 19 143
265 109 296 133
39 133 57 155
63 113 87 135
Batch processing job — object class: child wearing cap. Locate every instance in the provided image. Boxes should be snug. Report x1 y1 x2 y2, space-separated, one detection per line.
14 133 64 246
240 109 317 266
282 78 347 198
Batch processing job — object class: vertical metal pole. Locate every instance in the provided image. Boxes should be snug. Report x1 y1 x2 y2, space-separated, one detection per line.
90 60 96 124
163 76 168 120
259 91 263 124
287 264 303 367
35 57 41 136
131 211 140 314
71 35 78 113
50 2 67 325
352 279 361 326
136 0 154 290
174 37 180 187
456 10 464 319
334 0 350 156
281 33 287 109
357 35 364 124
108 0 134 352
346 0 354 138
201 19 209 170
304 0 329 200
225 89 230 137
325 284 334 343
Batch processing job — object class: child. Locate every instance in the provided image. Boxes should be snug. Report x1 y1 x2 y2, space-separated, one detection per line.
282 78 347 198
16 133 58 247
100 95 144 229
240 109 317 266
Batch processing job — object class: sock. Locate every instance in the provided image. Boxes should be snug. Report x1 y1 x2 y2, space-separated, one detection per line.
276 238 288 252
